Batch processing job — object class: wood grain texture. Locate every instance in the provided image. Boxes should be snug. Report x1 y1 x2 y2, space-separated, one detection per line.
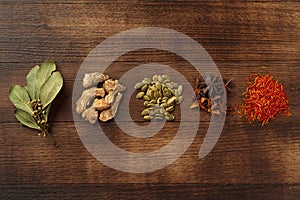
0 1 299 199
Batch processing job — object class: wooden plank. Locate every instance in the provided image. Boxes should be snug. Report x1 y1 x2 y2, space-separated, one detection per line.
0 2 298 63
1 122 299 184
1 183 300 199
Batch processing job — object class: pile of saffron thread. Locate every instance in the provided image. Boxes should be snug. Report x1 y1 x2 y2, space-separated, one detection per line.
238 74 291 125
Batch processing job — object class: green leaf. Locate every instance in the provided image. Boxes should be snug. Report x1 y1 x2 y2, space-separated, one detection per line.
9 85 33 114
15 109 41 130
35 61 56 99
43 104 51 121
40 71 63 108
26 65 40 100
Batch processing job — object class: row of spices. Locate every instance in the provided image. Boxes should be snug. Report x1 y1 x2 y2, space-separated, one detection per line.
9 61 291 147
76 71 291 126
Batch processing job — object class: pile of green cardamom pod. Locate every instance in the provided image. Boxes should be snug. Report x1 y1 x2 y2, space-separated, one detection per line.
134 74 184 121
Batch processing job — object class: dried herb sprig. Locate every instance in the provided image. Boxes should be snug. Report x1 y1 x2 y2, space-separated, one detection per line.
9 61 63 147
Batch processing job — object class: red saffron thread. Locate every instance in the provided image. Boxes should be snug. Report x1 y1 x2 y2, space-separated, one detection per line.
238 73 291 126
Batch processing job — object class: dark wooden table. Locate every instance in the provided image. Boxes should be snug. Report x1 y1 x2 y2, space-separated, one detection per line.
0 1 299 199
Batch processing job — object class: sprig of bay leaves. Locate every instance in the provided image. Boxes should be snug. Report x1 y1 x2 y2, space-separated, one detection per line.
9 61 63 147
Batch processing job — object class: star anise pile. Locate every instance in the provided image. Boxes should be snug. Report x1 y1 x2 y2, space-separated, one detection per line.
190 75 232 115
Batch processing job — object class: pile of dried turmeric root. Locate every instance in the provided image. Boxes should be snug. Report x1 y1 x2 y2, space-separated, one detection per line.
76 72 126 124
